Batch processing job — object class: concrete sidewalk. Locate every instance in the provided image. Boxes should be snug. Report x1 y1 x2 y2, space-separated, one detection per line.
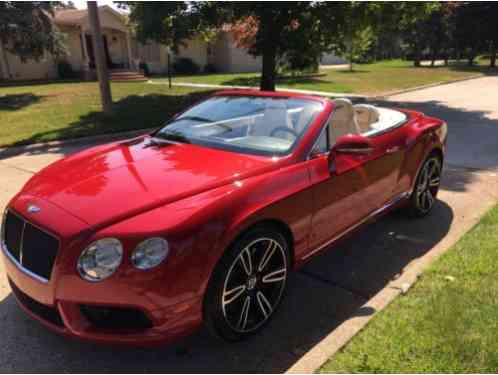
0 76 498 372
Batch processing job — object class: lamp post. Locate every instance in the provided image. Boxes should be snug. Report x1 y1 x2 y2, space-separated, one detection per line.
167 46 172 89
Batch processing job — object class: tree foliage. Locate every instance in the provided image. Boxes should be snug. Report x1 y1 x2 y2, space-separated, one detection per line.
0 1 66 62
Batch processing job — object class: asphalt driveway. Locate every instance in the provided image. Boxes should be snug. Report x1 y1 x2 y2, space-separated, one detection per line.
1 76 498 372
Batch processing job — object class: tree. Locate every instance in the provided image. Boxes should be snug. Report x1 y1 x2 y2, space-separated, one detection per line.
88 1 112 115
125 2 207 53
455 2 486 66
203 2 350 90
395 2 441 67
479 2 498 68
127 2 351 91
0 1 66 66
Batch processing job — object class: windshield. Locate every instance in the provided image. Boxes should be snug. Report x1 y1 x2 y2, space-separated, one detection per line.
155 96 324 156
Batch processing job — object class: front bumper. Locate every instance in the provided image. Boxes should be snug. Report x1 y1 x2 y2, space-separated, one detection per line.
1 242 203 346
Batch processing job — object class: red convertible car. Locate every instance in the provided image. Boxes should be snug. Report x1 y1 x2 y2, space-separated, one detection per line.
1 90 446 345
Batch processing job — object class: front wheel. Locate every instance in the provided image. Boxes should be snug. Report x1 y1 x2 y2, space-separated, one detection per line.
407 154 442 217
204 227 290 341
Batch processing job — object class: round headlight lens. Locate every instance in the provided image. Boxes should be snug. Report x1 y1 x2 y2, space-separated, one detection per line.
77 238 123 282
131 237 169 270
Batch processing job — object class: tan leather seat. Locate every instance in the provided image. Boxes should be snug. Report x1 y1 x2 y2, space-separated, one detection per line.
251 101 293 140
329 98 361 145
354 104 380 133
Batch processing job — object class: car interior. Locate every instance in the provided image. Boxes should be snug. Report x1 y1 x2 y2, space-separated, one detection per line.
328 98 408 146
161 96 407 154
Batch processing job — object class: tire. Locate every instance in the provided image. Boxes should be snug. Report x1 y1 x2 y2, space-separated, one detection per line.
407 153 442 217
204 226 290 341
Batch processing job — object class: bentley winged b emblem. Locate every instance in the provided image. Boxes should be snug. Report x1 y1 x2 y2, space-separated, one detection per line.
27 204 41 214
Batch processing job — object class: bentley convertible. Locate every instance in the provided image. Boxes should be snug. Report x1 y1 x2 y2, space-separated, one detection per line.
1 90 446 344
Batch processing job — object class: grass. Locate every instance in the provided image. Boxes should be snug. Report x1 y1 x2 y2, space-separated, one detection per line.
154 59 496 95
320 202 498 373
0 81 211 147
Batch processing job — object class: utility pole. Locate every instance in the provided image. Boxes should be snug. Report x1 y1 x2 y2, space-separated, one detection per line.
88 1 113 115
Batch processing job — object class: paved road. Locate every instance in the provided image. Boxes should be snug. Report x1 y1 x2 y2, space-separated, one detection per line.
1 76 498 372
377 76 498 171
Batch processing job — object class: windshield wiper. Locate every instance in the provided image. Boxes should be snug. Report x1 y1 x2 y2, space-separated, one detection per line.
155 131 191 144
176 115 213 123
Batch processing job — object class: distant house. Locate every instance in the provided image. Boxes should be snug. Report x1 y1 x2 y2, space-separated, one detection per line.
0 5 343 81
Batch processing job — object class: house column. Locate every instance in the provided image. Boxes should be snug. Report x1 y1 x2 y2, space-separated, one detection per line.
80 27 89 71
0 41 11 79
126 31 134 70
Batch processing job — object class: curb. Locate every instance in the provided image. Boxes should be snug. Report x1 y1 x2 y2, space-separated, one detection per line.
372 74 484 100
286 192 494 373
0 128 155 160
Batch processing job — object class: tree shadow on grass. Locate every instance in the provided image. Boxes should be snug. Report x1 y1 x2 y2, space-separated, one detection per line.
4 90 213 150
0 93 42 111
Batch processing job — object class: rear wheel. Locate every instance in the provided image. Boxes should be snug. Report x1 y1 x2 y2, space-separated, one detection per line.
204 227 290 341
407 154 442 217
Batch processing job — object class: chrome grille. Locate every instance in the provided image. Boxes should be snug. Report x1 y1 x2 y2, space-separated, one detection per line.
1 209 59 282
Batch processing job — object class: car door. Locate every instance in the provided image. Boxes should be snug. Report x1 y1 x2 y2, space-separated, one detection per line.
306 115 405 255
306 124 371 253
354 124 408 210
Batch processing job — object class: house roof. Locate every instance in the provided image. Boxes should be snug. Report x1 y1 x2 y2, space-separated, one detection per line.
54 8 88 25
54 5 126 26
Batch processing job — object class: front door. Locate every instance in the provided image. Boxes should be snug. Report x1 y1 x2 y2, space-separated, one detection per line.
85 34 112 69
307 152 370 252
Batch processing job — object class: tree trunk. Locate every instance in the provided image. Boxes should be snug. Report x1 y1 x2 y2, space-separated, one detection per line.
490 41 496 68
259 14 277 92
88 1 113 115
260 43 277 91
467 55 474 66
413 45 421 67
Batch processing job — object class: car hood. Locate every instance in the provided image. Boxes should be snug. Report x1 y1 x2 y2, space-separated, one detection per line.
20 137 277 227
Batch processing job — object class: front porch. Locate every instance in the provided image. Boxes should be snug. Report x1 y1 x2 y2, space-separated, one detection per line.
77 27 135 78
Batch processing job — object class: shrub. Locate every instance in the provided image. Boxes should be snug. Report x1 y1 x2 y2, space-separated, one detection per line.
57 60 78 79
139 61 150 76
204 63 217 73
173 57 200 74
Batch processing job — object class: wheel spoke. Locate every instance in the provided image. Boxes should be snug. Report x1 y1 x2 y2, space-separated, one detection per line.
429 160 439 177
223 285 246 306
425 189 434 208
429 176 440 187
237 296 251 330
262 268 287 284
256 291 272 318
239 247 253 276
258 240 277 272
420 191 427 210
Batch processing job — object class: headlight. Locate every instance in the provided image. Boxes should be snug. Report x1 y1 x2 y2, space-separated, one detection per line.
77 238 123 282
131 237 169 270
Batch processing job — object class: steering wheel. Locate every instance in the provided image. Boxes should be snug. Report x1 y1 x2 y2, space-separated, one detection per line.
270 127 299 139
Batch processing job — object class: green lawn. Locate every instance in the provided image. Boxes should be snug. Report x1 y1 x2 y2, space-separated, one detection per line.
320 202 498 373
0 81 210 147
154 59 495 95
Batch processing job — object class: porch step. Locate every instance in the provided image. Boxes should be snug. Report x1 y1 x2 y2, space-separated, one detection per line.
109 70 147 82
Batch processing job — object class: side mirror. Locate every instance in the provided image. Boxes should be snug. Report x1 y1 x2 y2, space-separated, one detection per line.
329 134 374 175
332 134 374 155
